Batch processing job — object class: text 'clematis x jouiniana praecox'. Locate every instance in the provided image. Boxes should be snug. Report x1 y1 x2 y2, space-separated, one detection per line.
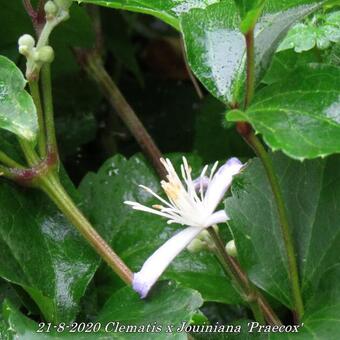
125 157 244 298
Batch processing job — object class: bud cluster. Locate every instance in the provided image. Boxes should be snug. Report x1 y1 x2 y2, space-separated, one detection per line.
187 226 219 253
17 0 72 79
18 34 54 65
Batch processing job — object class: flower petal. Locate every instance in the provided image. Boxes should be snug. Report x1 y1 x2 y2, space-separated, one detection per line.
203 158 244 214
204 209 229 227
133 226 205 298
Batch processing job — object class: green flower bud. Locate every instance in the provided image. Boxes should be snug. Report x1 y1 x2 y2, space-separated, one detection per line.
44 1 58 17
226 240 237 257
187 238 206 253
18 45 30 56
18 34 35 49
37 46 55 63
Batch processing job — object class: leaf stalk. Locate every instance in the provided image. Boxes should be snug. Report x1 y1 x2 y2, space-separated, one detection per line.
208 227 282 325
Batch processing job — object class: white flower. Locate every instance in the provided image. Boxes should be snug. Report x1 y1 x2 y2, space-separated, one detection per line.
125 157 244 298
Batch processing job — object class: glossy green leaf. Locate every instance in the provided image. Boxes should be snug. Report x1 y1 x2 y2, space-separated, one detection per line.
228 64 340 159
225 153 340 308
1 300 112 339
0 179 107 323
0 56 37 141
1 282 202 339
278 11 340 52
98 281 203 339
79 154 242 305
74 0 222 30
180 1 323 104
271 266 340 339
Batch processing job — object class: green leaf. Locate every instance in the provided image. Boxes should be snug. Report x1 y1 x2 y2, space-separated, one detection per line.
1 300 112 339
75 0 222 30
228 64 340 159
1 282 203 339
0 178 106 323
180 1 323 104
271 266 340 339
79 154 242 305
278 11 340 52
98 281 203 339
0 56 37 141
225 153 340 309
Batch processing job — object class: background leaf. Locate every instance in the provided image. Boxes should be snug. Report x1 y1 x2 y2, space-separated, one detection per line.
194 95 252 163
228 64 340 160
1 282 203 339
271 265 340 339
278 11 340 52
225 153 340 310
0 56 37 141
0 177 108 323
98 281 203 339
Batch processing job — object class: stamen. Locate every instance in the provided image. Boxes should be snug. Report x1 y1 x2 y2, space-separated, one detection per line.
139 185 174 209
209 161 219 183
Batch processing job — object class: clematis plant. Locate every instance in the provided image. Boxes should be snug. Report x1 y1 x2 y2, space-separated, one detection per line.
125 157 244 298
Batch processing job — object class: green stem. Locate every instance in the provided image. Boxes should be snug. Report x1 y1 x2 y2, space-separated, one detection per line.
0 164 17 180
29 80 46 157
246 132 304 320
0 150 25 168
244 29 255 109
241 25 303 320
77 51 166 180
40 173 133 285
18 139 41 166
41 64 58 159
208 227 281 325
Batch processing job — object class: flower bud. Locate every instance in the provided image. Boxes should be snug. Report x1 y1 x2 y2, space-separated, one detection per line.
37 46 55 63
226 240 237 257
187 238 206 253
44 1 58 17
18 45 30 56
18 34 35 49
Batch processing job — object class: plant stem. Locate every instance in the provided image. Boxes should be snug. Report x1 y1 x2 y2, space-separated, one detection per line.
29 80 46 157
76 51 166 180
244 29 255 109
0 165 17 180
245 131 304 320
40 173 133 285
41 64 59 159
18 139 40 166
208 227 282 325
0 151 25 168
241 25 304 320
180 37 203 100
